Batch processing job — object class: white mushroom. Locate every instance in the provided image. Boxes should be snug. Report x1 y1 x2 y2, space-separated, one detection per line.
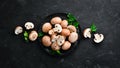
15 26 23 35
42 23 52 33
62 41 71 50
61 20 68 28
83 28 91 38
42 35 52 47
25 22 34 30
57 35 65 46
67 25 76 32
53 24 62 33
68 32 78 43
51 17 62 24
51 34 58 43
29 30 38 41
94 33 104 43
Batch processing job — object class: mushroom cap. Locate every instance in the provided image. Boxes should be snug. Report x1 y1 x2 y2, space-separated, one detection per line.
62 41 71 50
61 29 70 36
15 26 23 35
61 20 68 28
42 35 52 47
29 30 38 41
68 32 78 43
83 28 91 38
53 24 62 33
57 35 65 46
94 33 104 43
67 25 76 32
42 23 52 33
51 42 60 51
51 17 62 24
25 22 34 30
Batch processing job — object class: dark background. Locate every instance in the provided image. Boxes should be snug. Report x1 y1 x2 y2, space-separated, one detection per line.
0 0 120 68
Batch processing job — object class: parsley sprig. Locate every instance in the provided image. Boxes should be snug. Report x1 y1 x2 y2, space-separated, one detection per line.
90 23 97 32
38 32 44 37
67 13 79 28
23 31 29 42
51 50 61 55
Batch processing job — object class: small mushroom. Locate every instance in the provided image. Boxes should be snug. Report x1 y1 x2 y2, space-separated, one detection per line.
68 32 78 43
53 24 62 33
25 22 34 30
67 25 76 32
42 35 52 47
61 20 68 28
48 29 55 35
15 26 23 35
83 28 91 38
51 17 62 24
94 33 104 43
61 29 70 36
51 42 60 51
62 41 71 50
42 23 52 33
29 30 38 41
57 35 65 46
51 34 58 43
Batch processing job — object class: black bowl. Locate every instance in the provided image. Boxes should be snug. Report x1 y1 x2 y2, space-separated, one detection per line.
38 13 82 56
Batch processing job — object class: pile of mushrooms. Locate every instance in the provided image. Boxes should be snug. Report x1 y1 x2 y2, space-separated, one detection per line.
42 17 78 51
15 22 38 41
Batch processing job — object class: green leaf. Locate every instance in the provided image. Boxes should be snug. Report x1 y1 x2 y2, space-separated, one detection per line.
23 31 29 42
56 50 61 55
50 50 61 55
90 23 97 32
38 32 44 37
24 37 28 42
73 22 79 28
67 13 76 21
24 31 28 37
67 13 79 28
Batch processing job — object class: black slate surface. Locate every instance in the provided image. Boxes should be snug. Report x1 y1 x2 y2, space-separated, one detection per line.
0 0 120 68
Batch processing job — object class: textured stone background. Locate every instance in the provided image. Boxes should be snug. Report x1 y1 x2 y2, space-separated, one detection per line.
0 0 120 68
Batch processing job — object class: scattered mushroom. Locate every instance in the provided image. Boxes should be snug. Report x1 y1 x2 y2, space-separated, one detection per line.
61 29 70 36
29 30 38 41
67 25 76 32
42 23 52 33
83 28 91 38
42 35 52 47
61 20 68 28
62 41 71 50
25 22 34 30
94 33 104 43
68 32 78 43
53 24 62 33
15 26 23 35
51 17 62 24
51 42 60 51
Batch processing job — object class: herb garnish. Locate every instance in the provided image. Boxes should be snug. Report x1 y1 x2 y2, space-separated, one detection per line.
90 23 97 32
23 31 29 42
51 50 61 55
67 13 79 28
38 32 44 37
